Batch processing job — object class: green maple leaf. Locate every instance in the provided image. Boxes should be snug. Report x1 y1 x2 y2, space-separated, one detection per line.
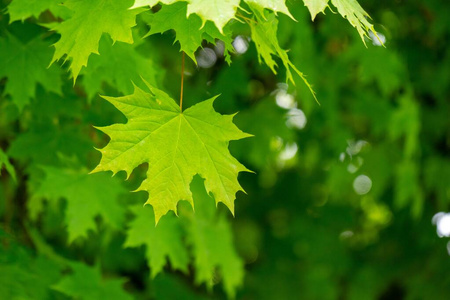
331 0 379 45
182 177 244 298
232 98 297 170
7 0 61 22
245 0 294 19
134 0 293 32
92 83 251 223
124 205 189 277
52 262 132 300
302 0 379 44
145 2 234 63
131 0 241 32
31 167 126 243
248 6 317 101
302 0 329 20
50 0 141 80
131 0 176 9
186 0 241 33
145 2 203 63
82 35 161 99
0 148 16 182
0 33 62 111
201 21 235 65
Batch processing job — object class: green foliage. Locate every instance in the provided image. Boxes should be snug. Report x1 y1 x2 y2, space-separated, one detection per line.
31 167 127 243
52 262 133 300
1 0 449 299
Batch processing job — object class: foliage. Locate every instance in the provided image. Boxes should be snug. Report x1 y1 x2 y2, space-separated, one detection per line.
1 0 449 299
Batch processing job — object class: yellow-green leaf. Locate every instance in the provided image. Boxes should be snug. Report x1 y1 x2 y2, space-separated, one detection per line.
93 83 251 223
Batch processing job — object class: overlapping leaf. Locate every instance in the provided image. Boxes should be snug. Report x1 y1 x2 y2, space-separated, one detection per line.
124 205 189 277
31 167 126 243
183 177 244 299
246 0 294 18
145 2 203 62
303 0 379 44
248 6 316 100
7 0 61 22
133 0 293 32
144 2 234 63
50 0 141 80
82 35 161 99
0 33 62 110
331 0 378 44
53 263 132 300
93 83 251 223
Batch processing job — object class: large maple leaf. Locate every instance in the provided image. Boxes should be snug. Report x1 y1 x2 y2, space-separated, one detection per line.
92 83 251 223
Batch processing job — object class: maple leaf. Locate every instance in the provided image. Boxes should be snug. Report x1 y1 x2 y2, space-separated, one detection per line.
145 2 203 63
302 0 379 44
144 2 234 63
302 0 329 20
82 35 161 99
186 0 240 33
7 0 61 22
134 0 293 33
92 83 251 223
248 6 317 101
131 0 176 9
124 205 189 277
201 21 235 65
52 262 132 300
232 98 297 170
31 167 126 243
331 0 379 45
50 0 141 81
0 32 62 111
245 0 294 19
183 177 244 298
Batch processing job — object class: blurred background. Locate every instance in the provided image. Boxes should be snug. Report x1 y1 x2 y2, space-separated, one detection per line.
1 0 449 299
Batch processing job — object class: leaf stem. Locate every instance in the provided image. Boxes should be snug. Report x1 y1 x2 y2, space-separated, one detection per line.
180 52 185 111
